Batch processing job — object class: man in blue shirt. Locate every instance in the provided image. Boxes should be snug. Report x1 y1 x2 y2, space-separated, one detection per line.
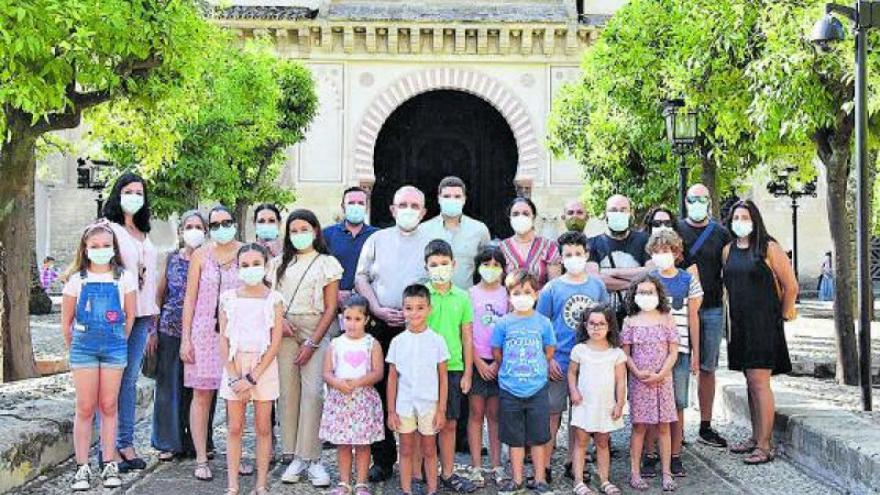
323 186 378 305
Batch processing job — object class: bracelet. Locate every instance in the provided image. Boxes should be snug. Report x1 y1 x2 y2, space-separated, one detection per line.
245 373 257 385
303 338 321 349
228 377 241 387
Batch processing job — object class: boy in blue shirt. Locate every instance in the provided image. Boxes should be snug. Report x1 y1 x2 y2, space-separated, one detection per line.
492 270 556 495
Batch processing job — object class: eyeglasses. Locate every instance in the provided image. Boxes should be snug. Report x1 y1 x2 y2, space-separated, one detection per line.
686 195 710 205
650 220 674 228
208 220 235 231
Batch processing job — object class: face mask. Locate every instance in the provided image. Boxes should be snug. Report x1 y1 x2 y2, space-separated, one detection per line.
634 294 660 311
290 231 315 251
563 256 588 274
120 193 144 214
652 253 676 271
652 225 675 235
731 220 753 238
395 208 421 231
428 264 454 284
565 218 586 232
510 294 535 312
439 198 465 217
344 204 366 224
182 229 205 248
87 247 115 265
255 224 279 241
687 202 709 222
238 266 266 286
211 225 237 244
510 215 533 235
479 265 503 284
606 211 630 233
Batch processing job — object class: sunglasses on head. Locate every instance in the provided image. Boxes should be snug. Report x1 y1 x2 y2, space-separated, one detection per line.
686 195 710 205
209 220 235 231
650 220 674 228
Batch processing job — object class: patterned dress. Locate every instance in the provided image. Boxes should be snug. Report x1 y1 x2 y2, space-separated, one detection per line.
158 251 189 337
499 236 559 290
184 248 242 390
621 319 678 424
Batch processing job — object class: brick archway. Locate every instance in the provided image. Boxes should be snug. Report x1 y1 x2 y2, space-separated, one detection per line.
352 67 542 194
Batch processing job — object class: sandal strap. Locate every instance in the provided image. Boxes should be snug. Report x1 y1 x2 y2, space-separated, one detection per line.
574 481 593 495
600 482 621 495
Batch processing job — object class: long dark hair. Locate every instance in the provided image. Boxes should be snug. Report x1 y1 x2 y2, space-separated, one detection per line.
578 302 620 347
642 205 677 236
102 172 151 233
725 199 773 260
275 209 329 285
625 273 671 315
472 245 507 285
253 203 281 223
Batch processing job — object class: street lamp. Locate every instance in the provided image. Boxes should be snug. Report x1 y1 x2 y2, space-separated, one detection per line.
75 157 111 219
766 165 818 289
811 1 879 411
663 98 699 218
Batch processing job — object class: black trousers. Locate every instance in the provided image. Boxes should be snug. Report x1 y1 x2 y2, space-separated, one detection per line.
369 317 404 470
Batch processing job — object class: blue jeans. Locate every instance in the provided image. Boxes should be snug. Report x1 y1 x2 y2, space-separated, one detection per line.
672 353 691 410
698 306 725 373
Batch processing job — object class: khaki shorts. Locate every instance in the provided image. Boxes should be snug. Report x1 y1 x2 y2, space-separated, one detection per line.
398 406 437 436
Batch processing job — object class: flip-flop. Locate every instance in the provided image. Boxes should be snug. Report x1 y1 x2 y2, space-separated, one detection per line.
194 462 213 481
743 448 775 465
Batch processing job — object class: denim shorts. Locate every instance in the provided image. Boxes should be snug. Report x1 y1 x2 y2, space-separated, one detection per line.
69 324 128 370
699 306 725 372
672 353 691 410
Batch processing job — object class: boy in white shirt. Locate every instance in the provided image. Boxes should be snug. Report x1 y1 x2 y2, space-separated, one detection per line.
386 284 450 495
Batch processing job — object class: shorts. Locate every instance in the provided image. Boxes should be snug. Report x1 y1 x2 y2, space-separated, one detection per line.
398 406 437 436
547 379 569 414
672 353 691 410
446 371 464 420
470 362 499 398
499 386 551 447
69 325 128 370
699 306 725 372
219 352 280 402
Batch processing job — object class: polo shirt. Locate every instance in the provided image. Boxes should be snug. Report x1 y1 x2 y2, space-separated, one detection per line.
427 283 474 372
421 215 491 289
324 221 378 291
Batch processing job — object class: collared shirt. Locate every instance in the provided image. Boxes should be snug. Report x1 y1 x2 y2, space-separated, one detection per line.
427 283 474 372
386 328 450 416
356 226 431 309
323 222 378 291
421 215 491 289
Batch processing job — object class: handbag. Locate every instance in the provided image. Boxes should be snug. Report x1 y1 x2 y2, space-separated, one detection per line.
141 343 158 379
280 255 321 338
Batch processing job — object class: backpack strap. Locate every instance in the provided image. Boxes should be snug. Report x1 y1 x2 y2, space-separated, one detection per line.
688 221 717 260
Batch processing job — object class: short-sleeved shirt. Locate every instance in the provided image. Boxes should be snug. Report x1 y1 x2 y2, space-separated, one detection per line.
536 275 610 373
63 269 138 303
109 222 159 317
470 284 509 360
677 219 731 309
356 226 431 309
269 251 343 315
490 312 556 398
386 328 450 416
323 222 378 291
651 269 703 354
588 231 650 269
499 236 560 290
427 283 474 371
421 215 491 289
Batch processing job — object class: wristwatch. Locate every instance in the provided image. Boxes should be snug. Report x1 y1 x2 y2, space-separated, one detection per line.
303 338 321 349
228 377 241 387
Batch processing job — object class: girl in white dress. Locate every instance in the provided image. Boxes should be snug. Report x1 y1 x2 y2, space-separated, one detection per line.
567 303 627 495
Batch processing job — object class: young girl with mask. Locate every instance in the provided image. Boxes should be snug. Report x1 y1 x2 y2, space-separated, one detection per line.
219 243 284 495
620 275 679 492
61 221 136 491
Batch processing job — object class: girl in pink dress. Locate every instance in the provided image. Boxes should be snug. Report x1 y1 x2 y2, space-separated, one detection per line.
620 275 679 492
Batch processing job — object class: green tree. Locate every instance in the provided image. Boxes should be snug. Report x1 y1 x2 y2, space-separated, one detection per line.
0 0 214 380
91 39 318 239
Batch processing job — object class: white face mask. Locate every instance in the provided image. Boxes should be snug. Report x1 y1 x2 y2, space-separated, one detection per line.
731 220 753 238
687 201 709 222
562 256 588 274
634 294 660 311
182 229 205 248
510 215 533 235
395 207 421 231
652 225 675 236
120 193 144 214
510 294 535 312
651 253 676 271
479 265 503 284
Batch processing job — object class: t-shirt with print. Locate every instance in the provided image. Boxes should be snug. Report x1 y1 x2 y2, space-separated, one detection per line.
427 283 474 372
677 220 731 309
386 328 450 416
650 269 703 354
588 231 649 311
63 269 138 305
470 284 509 360
536 275 609 373
490 312 556 398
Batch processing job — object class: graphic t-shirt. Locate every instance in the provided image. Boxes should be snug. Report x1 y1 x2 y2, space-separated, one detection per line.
490 312 556 398
470 284 509 360
651 269 703 354
536 275 609 372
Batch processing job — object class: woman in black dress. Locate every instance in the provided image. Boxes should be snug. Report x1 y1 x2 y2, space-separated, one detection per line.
722 200 797 465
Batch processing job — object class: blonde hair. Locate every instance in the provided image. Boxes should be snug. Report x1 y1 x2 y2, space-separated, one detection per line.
62 220 124 282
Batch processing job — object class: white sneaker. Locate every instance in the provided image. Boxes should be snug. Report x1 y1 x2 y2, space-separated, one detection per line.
281 457 309 484
71 464 91 491
101 461 122 488
492 466 507 485
307 461 331 487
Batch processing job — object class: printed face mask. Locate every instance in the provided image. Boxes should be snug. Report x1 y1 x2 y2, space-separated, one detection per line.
439 198 465 218
182 229 205 248
510 215 533 235
687 202 709 222
87 247 115 265
606 211 630 233
652 226 675 235
290 232 315 251
211 225 237 244
428 264 454 284
652 253 676 271
731 220 753 238
562 256 588 274
238 266 266 286
120 193 144 214
344 204 366 224
479 265 503 284
395 208 421 231
565 218 586 232
510 294 535 312
634 293 660 311
255 224 279 241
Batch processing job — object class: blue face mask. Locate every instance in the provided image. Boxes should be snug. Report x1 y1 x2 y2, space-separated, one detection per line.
606 211 630 233
238 266 266 286
87 247 115 265
211 225 237 244
439 198 464 218
345 204 366 224
290 232 315 251
255 224 279 241
687 202 709 222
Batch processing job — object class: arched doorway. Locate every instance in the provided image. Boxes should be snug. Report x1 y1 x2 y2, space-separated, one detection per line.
371 90 519 237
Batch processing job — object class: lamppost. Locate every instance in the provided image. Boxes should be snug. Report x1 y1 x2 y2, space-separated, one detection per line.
75 158 111 219
811 1 878 411
663 99 699 218
766 165 818 288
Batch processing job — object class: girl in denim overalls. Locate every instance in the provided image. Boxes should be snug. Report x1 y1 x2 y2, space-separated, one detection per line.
61 221 136 491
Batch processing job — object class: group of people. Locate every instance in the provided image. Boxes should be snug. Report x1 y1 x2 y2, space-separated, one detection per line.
59 172 799 495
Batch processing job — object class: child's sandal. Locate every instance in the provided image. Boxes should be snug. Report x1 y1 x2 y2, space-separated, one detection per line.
354 483 371 495
629 474 649 491
329 482 352 495
193 462 212 481
599 481 621 495
573 481 594 495
662 474 678 492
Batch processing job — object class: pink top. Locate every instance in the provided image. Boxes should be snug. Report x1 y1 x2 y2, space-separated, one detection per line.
499 236 559 290
220 289 283 361
109 222 159 317
469 284 509 360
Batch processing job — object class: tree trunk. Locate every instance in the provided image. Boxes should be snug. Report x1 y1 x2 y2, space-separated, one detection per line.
234 200 248 242
29 187 52 315
0 122 40 381
700 153 719 217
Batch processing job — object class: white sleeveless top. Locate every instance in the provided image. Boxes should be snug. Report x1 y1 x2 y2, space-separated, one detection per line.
219 289 283 361
330 333 375 380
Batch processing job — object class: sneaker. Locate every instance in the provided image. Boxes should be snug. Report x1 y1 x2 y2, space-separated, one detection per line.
497 479 525 495
71 464 91 491
307 461 331 487
492 466 507 485
642 454 658 478
101 461 122 488
670 455 686 477
464 466 485 487
698 427 728 448
533 481 554 495
281 457 309 483
440 473 477 493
